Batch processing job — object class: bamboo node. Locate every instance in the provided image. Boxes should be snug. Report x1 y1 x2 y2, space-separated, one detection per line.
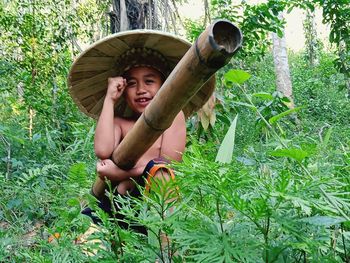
142 113 167 132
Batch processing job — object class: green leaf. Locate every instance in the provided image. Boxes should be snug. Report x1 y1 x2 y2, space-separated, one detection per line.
232 101 257 110
299 216 346 226
236 156 256 165
68 162 89 187
269 107 302 124
264 245 287 263
215 115 238 164
32 133 41 142
287 6 294 14
224 70 251 85
322 126 332 146
270 148 308 162
251 92 274 100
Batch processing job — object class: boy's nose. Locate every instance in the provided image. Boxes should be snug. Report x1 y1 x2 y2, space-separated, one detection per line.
136 84 146 94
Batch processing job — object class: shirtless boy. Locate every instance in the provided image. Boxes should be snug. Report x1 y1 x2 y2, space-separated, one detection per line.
94 66 186 196
68 31 215 228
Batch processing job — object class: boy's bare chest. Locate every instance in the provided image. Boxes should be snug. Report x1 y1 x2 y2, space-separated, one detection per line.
119 119 164 156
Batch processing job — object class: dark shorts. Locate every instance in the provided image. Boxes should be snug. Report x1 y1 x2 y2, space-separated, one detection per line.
81 158 173 234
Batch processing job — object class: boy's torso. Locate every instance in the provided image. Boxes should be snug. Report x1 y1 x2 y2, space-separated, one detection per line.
114 112 186 168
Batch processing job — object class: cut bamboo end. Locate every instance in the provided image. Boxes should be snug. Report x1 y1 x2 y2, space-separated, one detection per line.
211 20 242 54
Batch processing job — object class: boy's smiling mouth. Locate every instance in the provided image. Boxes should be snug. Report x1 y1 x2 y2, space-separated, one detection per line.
135 97 152 103
135 97 152 107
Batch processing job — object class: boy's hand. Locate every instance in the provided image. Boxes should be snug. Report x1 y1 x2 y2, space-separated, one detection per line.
97 159 144 182
106 77 127 103
97 159 125 181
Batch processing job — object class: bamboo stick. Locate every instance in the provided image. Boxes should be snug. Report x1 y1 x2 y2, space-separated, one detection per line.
92 20 242 197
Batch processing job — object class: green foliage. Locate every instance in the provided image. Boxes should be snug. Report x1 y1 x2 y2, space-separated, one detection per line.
0 0 107 132
182 0 288 61
210 0 287 61
1 0 350 262
316 0 350 76
224 69 251 85
185 0 349 92
287 0 350 93
291 53 350 126
1 54 349 261
172 138 350 262
86 60 349 262
0 160 93 262
215 114 238 164
270 148 309 163
268 107 302 125
183 19 206 42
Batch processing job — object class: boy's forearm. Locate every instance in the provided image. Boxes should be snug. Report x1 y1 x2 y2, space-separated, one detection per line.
99 162 145 182
118 165 144 180
94 98 116 159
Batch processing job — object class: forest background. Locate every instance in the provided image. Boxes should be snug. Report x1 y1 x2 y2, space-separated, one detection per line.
0 0 349 262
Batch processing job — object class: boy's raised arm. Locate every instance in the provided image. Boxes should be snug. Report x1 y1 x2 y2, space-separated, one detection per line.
94 77 126 159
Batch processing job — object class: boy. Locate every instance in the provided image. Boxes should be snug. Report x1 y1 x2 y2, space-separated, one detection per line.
83 68 186 230
68 30 215 229
95 66 186 197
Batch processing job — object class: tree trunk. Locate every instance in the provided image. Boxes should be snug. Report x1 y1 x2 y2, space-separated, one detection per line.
203 0 211 26
272 13 294 108
338 40 350 98
110 0 160 33
303 9 319 66
108 0 183 33
120 0 129 31
151 0 159 29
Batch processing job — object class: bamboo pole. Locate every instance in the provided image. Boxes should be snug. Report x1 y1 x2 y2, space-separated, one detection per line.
92 20 242 197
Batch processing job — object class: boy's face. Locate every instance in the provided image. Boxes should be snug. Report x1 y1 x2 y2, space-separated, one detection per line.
124 67 163 115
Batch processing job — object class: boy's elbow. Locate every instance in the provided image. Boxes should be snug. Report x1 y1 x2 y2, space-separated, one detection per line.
94 149 112 160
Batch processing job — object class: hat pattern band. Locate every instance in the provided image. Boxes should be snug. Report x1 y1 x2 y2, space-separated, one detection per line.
114 47 171 78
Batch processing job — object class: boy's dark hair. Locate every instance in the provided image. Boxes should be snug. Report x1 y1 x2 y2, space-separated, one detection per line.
118 47 170 80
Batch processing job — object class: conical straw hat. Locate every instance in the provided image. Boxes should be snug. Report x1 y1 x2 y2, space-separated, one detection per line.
68 30 215 119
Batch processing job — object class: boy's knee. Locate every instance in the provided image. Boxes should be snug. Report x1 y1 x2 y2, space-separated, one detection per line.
96 159 115 177
151 168 177 202
117 180 135 195
154 168 171 183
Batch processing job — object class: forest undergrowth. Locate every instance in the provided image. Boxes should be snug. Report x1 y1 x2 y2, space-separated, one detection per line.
1 52 349 262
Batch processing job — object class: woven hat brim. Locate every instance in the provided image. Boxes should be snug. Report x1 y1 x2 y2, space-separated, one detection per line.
68 30 215 119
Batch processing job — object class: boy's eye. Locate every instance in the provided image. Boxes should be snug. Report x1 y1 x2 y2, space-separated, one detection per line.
145 79 155 84
127 81 136 87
